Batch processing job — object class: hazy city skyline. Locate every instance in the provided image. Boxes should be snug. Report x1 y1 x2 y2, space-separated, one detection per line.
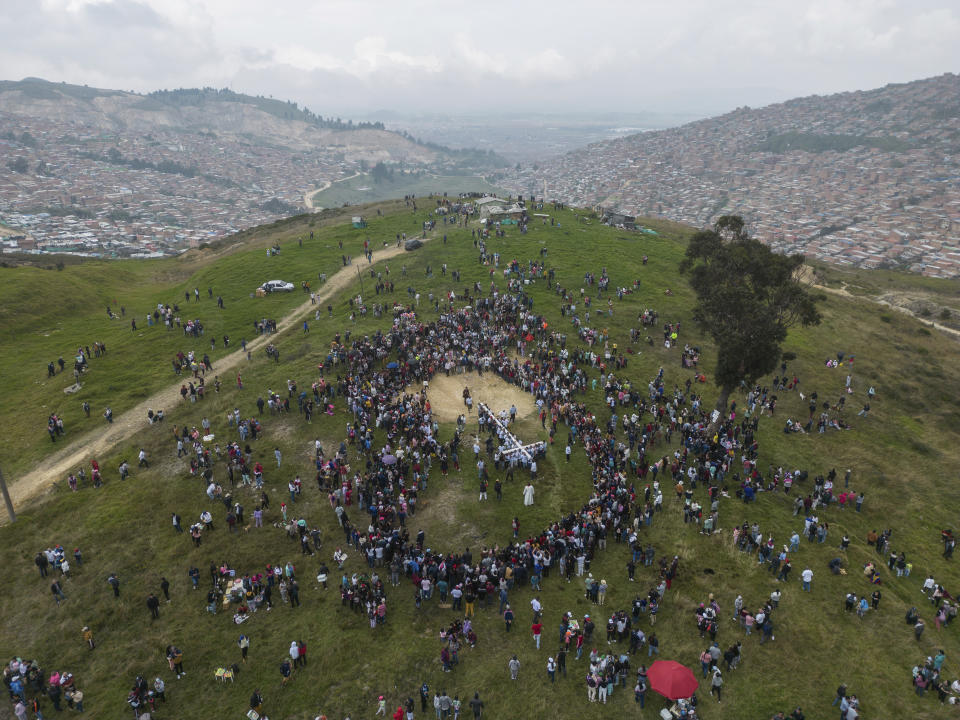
3 0 958 118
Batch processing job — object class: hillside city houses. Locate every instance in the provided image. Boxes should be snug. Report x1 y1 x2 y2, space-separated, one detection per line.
0 112 359 257
3 74 959 277
505 74 960 277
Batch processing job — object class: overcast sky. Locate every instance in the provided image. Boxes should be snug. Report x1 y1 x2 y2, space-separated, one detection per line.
2 0 958 118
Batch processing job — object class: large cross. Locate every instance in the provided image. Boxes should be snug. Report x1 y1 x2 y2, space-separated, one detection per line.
478 402 545 465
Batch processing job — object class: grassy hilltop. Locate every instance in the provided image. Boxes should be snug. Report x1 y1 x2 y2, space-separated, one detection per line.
1 202 959 720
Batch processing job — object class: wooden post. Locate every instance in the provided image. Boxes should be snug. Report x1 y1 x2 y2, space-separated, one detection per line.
0 467 15 523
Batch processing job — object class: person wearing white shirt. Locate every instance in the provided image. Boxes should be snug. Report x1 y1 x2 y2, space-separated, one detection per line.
801 568 813 591
531 597 542 620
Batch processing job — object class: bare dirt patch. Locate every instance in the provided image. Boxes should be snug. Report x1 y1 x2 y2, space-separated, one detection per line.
414 371 537 424
415 481 485 548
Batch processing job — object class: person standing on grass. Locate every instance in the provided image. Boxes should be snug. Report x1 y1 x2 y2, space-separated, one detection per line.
166 645 185 679
147 593 160 619
647 633 659 657
250 689 263 715
710 667 723 702
35 552 48 577
508 655 520 680
45 685 61 712
50 580 66 607
634 675 647 707
469 693 483 719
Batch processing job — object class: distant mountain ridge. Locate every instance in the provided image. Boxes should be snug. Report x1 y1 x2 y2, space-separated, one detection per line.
0 77 433 162
141 87 386 131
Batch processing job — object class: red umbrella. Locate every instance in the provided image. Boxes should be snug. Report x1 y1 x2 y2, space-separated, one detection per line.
647 660 699 700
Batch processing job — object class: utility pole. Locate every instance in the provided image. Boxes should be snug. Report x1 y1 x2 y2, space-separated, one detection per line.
0 467 15 523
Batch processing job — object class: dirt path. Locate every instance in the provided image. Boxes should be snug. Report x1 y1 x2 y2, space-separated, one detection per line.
5 240 420 514
304 172 361 210
801 266 960 340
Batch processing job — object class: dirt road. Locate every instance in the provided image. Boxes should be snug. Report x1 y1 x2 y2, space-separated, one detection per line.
304 173 361 210
800 266 960 340
5 240 419 515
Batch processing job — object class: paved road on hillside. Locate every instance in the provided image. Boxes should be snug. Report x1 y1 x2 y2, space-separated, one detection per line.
5 238 423 517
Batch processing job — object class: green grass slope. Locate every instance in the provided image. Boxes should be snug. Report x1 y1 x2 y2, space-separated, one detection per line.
0 202 428 480
1 204 959 720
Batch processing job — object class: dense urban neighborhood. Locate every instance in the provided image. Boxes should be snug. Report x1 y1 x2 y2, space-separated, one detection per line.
505 74 960 277
3 74 960 277
0 112 366 256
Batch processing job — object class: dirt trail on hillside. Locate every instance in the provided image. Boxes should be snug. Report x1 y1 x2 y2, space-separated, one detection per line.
304 172 361 210
4 240 420 517
799 266 960 340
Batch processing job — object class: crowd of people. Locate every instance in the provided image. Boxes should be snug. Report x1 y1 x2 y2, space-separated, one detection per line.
46 342 108 383
5 659 86 716
19 219 958 720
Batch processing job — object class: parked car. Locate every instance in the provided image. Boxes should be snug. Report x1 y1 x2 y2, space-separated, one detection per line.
404 239 423 251
260 280 295 293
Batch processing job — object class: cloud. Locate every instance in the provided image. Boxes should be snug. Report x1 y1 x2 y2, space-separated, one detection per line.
0 0 227 91
353 37 442 74
0 0 956 115
520 49 576 80
453 34 509 75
